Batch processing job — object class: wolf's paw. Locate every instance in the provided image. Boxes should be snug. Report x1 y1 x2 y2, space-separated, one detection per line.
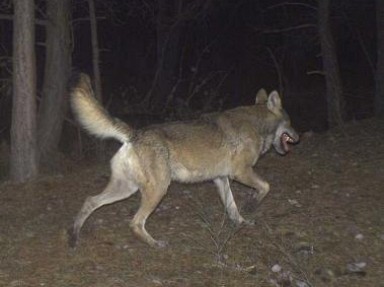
242 218 255 226
153 240 169 249
231 217 254 227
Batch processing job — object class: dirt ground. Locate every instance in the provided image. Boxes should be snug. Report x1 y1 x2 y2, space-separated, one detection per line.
0 119 383 287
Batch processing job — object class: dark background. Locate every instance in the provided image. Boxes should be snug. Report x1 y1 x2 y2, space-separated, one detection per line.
0 0 377 136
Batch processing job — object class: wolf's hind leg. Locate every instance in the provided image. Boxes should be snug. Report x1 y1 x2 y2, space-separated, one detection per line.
68 177 138 248
130 184 169 248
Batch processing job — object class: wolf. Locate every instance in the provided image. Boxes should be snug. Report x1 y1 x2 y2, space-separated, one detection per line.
68 73 299 248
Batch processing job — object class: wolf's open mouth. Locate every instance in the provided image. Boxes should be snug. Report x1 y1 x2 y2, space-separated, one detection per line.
281 133 296 152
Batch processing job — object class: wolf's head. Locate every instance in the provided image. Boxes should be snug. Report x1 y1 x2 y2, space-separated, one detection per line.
255 89 299 155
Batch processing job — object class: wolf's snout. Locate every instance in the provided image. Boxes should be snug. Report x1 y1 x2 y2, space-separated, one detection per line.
280 131 299 153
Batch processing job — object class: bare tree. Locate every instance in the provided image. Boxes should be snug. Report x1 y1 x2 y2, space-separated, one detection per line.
318 0 345 127
87 0 107 158
11 0 38 182
143 0 184 111
88 0 103 101
145 0 212 112
375 0 384 118
37 0 71 165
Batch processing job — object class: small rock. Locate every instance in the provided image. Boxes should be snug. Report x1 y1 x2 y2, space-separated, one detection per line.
152 279 163 285
355 233 364 240
288 199 302 208
296 280 310 287
347 261 366 273
271 264 282 273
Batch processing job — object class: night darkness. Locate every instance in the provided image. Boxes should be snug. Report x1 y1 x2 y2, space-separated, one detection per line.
1 1 384 285
0 0 378 135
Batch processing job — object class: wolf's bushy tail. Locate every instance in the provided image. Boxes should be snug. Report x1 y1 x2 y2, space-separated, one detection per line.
70 73 132 143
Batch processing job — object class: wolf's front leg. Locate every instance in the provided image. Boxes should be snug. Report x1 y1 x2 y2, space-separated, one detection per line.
213 177 253 225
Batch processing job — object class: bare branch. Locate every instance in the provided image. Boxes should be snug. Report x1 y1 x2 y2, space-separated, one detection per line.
266 47 284 95
259 23 317 34
266 2 318 12
341 11 375 79
307 70 325 76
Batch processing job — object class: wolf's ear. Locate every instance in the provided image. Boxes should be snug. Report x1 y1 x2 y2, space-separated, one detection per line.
255 89 268 104
267 91 282 111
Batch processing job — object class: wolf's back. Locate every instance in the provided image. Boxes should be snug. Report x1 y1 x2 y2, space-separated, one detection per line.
70 73 131 143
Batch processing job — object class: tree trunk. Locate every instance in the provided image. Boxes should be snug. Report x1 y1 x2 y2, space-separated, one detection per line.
11 0 38 182
375 0 384 118
318 0 345 127
87 0 107 159
88 0 102 101
37 0 71 165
